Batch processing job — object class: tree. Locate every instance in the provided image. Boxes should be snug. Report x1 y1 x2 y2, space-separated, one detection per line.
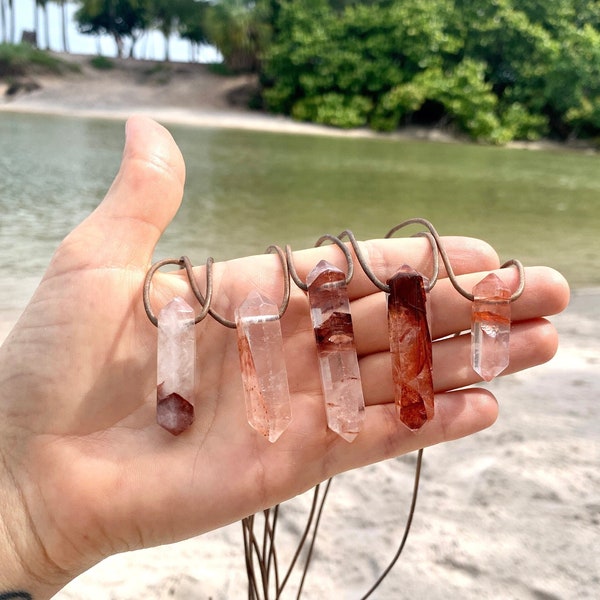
36 0 51 50
75 0 149 58
56 0 70 52
146 0 197 62
259 0 600 142
7 0 15 43
0 0 6 44
177 0 209 61
204 0 270 72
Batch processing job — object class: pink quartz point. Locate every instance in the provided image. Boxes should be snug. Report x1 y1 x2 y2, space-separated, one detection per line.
156 297 196 435
387 265 434 430
235 291 292 442
471 273 511 381
307 260 365 442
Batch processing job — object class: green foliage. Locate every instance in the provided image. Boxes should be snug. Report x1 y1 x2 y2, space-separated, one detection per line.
260 0 600 142
62 0 600 141
204 0 270 72
0 43 78 77
292 92 373 128
75 0 150 58
89 54 114 69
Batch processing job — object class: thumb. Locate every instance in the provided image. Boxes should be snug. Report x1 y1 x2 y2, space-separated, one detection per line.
58 116 186 270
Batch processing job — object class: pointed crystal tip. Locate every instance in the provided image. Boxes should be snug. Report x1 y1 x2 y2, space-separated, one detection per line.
306 259 344 287
157 392 194 435
473 273 511 300
397 399 429 431
334 428 359 443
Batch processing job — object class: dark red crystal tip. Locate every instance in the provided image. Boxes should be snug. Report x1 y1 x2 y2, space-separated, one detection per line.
157 393 194 436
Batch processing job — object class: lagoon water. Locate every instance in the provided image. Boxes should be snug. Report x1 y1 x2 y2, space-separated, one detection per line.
0 112 598 320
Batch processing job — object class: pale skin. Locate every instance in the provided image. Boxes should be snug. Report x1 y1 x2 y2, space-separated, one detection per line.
0 116 569 598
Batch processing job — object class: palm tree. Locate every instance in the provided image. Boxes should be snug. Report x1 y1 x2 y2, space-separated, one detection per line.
55 0 69 52
35 0 51 49
148 0 183 62
8 0 16 43
205 0 268 72
0 0 6 44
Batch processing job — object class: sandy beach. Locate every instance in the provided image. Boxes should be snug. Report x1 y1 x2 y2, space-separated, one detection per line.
0 53 507 144
1 57 598 598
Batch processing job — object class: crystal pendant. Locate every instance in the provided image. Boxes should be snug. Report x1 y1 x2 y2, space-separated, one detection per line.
235 291 292 442
471 273 511 381
157 297 196 435
387 265 434 430
307 260 365 442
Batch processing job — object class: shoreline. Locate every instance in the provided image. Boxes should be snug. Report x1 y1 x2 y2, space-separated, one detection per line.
3 95 595 153
1 54 596 152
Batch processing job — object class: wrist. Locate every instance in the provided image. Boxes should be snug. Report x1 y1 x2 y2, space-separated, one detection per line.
0 509 64 600
0 454 72 600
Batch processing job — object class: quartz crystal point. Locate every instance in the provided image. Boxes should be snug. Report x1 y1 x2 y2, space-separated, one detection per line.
471 273 511 381
235 291 292 442
156 297 196 435
307 260 365 442
387 265 434 430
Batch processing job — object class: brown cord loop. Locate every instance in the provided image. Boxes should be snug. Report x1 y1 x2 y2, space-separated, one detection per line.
338 230 389 292
385 218 524 301
266 244 291 319
314 234 354 285
286 234 354 291
206 245 292 329
384 218 440 291
285 244 307 291
143 256 213 327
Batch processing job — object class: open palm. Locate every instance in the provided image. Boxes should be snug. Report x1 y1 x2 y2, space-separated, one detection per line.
0 117 569 596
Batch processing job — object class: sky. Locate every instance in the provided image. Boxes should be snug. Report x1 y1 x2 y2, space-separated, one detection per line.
10 1 220 63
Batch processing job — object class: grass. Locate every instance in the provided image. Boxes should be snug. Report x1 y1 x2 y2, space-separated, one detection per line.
207 61 235 76
89 55 114 70
0 43 79 78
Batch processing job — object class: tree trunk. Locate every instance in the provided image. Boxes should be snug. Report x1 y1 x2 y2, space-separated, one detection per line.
129 34 139 59
33 1 39 47
61 2 69 53
112 32 124 58
9 0 16 44
163 33 170 62
43 5 50 50
0 0 6 44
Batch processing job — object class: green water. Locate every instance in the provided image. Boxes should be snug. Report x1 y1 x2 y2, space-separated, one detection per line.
1 112 598 314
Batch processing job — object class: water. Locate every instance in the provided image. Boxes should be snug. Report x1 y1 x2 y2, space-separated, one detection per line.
1 112 598 320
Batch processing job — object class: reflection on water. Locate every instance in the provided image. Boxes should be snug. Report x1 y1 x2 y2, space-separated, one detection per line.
1 112 598 318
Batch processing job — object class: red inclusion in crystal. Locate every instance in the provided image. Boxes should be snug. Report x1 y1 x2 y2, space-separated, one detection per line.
387 266 434 430
157 391 194 436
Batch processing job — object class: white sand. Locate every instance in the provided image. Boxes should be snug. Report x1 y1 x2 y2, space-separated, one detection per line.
1 58 598 597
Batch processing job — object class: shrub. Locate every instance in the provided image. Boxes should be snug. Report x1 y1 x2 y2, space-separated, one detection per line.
0 43 77 78
291 93 373 129
89 55 114 70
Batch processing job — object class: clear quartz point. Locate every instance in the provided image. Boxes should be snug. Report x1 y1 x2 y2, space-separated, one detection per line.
307 260 365 442
387 265 434 430
235 291 292 442
471 273 511 381
156 296 196 435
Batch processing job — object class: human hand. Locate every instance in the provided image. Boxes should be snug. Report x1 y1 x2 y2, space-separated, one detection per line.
0 117 569 598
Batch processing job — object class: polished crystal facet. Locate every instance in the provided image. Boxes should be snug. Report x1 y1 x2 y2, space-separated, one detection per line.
157 296 196 435
307 260 365 442
235 291 292 442
387 265 434 430
471 273 511 381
